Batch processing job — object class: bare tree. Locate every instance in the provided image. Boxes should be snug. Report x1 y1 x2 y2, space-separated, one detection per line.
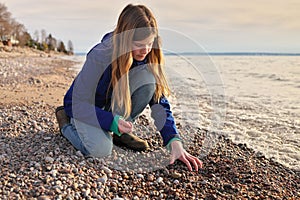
41 29 47 43
68 40 74 54
57 40 67 53
33 30 39 42
0 3 12 36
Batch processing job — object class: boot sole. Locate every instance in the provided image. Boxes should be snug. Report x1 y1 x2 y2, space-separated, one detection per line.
113 137 149 152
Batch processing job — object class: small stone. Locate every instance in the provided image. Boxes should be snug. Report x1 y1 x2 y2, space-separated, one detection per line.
102 166 112 174
45 156 54 163
43 137 51 141
72 183 78 190
170 172 181 179
133 196 139 200
201 180 208 185
50 170 57 177
72 168 79 174
35 162 41 169
223 184 234 192
45 165 52 171
136 174 144 179
56 180 62 186
38 196 51 200
123 174 129 179
97 174 108 184
137 168 143 173
75 151 84 157
156 177 163 183
148 174 154 181
55 187 62 194
9 173 16 178
206 194 217 200
83 189 90 197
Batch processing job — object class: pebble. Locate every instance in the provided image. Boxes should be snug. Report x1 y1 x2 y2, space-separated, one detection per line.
148 174 155 182
171 172 182 179
35 162 41 168
102 166 112 174
37 196 51 200
75 151 84 157
201 180 208 185
50 170 57 177
97 174 108 184
156 177 163 183
136 174 144 179
43 137 52 141
45 156 54 163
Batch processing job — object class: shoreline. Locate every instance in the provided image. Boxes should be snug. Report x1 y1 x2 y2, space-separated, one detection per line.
0 51 299 199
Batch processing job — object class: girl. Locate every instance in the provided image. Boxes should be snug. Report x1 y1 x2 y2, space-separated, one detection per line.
55 4 202 171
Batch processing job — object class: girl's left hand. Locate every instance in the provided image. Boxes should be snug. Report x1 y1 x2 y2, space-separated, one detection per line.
169 140 203 171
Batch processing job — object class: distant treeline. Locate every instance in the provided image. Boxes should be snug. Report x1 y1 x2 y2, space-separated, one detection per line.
0 3 74 54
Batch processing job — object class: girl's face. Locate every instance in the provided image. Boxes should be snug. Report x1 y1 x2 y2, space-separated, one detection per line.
132 35 155 61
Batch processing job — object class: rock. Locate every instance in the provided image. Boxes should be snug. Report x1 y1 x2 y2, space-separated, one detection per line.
44 156 54 163
50 170 57 177
102 166 112 174
38 196 51 200
43 136 52 141
156 177 163 183
75 151 84 157
83 189 90 197
201 180 208 185
112 198 124 200
97 174 108 184
133 196 139 200
171 172 182 179
35 162 41 169
136 174 144 179
72 183 78 190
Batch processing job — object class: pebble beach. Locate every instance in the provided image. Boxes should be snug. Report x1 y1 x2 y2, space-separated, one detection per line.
0 48 299 199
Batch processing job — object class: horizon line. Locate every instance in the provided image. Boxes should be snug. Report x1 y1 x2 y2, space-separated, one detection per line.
75 52 300 56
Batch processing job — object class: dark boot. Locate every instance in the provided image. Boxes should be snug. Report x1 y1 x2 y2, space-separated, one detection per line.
55 106 70 132
113 133 149 151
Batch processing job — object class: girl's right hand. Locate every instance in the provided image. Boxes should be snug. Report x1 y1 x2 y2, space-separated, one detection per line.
118 118 133 134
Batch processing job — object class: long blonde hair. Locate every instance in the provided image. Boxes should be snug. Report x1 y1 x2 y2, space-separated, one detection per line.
110 4 170 118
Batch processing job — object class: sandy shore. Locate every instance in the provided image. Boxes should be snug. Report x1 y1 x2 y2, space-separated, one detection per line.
0 49 299 199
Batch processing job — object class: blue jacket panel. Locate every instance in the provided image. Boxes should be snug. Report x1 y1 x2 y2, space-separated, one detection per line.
63 32 181 146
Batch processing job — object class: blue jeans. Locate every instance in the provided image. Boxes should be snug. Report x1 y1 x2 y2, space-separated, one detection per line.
62 65 155 157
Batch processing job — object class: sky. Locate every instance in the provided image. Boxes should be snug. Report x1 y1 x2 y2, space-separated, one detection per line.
3 0 300 53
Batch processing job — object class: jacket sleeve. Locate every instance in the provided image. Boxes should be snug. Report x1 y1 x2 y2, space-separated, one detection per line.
149 96 181 146
64 36 115 131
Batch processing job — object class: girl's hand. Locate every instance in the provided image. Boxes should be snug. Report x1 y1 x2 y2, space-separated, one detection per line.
170 140 203 171
118 118 133 134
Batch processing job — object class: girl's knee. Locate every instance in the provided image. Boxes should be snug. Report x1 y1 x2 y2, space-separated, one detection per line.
89 141 113 158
